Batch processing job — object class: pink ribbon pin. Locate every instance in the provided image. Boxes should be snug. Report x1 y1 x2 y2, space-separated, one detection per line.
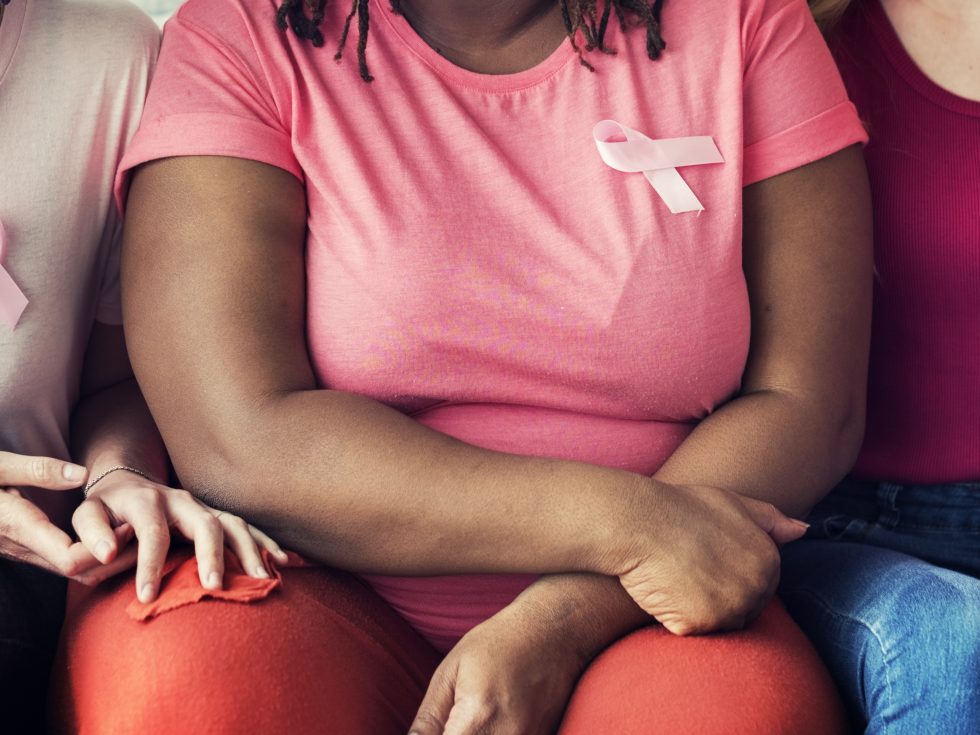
593 120 724 214
0 218 29 330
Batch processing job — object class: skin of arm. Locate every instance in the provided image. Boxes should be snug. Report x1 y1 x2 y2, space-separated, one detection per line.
71 323 169 488
409 145 873 735
119 148 865 625
466 142 874 666
121 155 665 578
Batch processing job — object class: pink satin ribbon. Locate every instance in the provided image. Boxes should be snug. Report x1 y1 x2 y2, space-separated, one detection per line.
0 218 28 330
593 120 724 214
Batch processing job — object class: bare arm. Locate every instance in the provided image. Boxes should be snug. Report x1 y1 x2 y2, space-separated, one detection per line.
408 147 872 733
121 156 653 578
656 144 873 517
72 323 168 487
490 143 873 652
70 323 285 599
121 156 802 597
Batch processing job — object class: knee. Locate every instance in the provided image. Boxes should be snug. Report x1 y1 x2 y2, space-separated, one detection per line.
51 569 432 735
876 565 980 683
561 605 847 735
51 588 284 734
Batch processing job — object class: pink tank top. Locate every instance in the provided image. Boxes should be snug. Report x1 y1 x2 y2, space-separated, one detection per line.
830 1 980 485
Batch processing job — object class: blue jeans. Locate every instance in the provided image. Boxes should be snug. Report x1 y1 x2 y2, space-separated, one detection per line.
780 479 980 735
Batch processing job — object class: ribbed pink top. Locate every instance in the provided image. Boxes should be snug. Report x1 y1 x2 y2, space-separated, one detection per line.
830 1 980 484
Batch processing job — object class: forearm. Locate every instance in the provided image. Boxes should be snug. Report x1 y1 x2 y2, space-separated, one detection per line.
179 387 651 577
507 573 651 668
488 387 862 652
528 390 860 651
654 387 863 517
71 378 169 485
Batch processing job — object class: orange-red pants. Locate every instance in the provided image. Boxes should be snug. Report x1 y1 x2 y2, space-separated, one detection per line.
50 559 846 734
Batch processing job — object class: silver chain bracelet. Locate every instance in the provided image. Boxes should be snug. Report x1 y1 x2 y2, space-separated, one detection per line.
83 465 152 496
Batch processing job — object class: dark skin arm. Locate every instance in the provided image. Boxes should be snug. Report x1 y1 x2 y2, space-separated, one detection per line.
122 154 806 636
537 145 873 633
408 145 872 734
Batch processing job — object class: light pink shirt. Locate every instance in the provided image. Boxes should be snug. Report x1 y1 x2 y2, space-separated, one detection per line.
120 0 865 651
0 0 157 522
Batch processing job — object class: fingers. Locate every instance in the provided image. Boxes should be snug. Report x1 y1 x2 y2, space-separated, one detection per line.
245 523 290 567
739 497 808 545
120 491 172 603
442 701 490 735
72 498 119 564
0 451 87 490
73 529 139 586
164 490 224 592
212 512 269 579
0 490 89 576
409 661 457 735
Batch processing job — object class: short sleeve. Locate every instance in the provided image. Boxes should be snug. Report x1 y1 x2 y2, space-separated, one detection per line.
741 0 867 185
115 0 302 209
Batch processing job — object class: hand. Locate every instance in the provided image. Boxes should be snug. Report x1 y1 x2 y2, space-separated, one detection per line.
409 600 583 735
0 450 113 577
73 469 289 601
612 483 807 636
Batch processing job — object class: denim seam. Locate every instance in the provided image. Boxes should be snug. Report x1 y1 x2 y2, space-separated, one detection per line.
885 522 980 534
784 587 895 735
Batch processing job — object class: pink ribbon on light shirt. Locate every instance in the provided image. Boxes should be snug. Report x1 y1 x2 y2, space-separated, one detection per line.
593 120 724 214
0 218 28 330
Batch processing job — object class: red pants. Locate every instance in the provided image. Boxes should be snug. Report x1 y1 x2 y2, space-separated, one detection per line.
50 561 846 734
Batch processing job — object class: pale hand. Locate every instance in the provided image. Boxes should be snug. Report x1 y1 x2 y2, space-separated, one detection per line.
75 468 289 601
0 450 110 578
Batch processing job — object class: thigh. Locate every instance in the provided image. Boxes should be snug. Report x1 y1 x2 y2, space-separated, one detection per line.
559 599 846 735
781 540 980 735
50 558 440 735
0 559 66 735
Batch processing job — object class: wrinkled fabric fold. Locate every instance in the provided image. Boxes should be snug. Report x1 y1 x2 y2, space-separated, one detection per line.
126 548 306 621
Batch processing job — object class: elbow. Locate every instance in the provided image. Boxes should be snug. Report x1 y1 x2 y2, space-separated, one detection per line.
162 404 280 521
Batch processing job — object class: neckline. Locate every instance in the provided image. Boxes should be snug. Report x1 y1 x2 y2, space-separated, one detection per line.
372 0 577 93
0 0 28 91
867 0 980 117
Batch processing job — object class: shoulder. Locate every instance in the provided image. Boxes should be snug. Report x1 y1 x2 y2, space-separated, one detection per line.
658 0 814 58
171 0 278 36
739 0 812 26
666 0 806 27
30 0 160 65
164 0 291 66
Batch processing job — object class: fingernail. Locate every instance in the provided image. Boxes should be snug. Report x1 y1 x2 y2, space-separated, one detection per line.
255 566 270 579
207 572 221 589
275 550 289 563
792 520 811 530
63 464 86 481
139 584 154 603
95 540 112 563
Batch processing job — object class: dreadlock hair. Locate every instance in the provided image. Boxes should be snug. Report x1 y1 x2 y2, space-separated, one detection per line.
275 0 667 82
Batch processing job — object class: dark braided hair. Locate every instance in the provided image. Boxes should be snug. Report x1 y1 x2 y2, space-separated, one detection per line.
275 0 667 83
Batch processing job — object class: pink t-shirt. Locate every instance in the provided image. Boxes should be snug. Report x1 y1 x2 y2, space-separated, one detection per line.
119 0 865 651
